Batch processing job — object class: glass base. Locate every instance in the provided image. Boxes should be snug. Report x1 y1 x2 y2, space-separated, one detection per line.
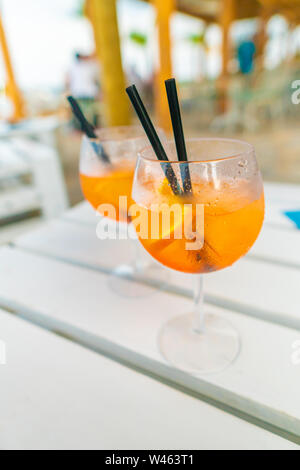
158 312 240 375
108 263 170 298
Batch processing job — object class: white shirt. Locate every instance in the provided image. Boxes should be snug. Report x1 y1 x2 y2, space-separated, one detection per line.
69 59 100 99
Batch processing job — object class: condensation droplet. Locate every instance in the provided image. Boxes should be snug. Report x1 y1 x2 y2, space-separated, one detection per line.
238 159 248 168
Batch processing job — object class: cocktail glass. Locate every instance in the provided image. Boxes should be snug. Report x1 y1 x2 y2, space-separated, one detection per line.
131 138 265 373
80 125 169 297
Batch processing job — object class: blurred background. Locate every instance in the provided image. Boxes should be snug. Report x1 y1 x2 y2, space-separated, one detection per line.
0 0 300 241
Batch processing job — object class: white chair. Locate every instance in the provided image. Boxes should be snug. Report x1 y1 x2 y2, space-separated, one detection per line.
0 117 69 222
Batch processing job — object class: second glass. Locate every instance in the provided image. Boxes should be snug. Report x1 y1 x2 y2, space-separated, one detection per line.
79 125 169 297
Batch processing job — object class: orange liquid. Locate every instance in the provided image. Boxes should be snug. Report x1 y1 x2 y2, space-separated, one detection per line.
132 180 265 274
80 163 134 223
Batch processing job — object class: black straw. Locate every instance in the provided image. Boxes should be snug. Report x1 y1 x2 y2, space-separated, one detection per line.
126 85 182 196
67 96 97 137
165 79 192 194
67 96 110 164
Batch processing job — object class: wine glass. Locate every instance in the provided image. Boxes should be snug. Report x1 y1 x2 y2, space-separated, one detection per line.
79 125 169 297
131 138 265 374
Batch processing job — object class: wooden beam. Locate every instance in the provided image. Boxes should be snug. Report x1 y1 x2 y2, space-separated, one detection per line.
142 0 261 22
217 0 236 113
152 0 174 132
87 0 130 126
219 0 236 77
0 13 25 122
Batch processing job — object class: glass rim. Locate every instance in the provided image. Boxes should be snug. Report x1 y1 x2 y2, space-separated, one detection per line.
82 125 151 144
138 137 255 164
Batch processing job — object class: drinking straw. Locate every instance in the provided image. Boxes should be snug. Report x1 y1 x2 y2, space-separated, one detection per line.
126 85 182 196
67 96 110 164
165 78 192 194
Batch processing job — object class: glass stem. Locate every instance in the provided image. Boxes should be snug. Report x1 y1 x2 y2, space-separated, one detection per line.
131 239 144 273
129 223 144 274
192 275 205 334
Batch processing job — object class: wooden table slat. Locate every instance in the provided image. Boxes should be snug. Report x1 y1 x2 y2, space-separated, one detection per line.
14 219 300 331
4 309 293 450
1 247 300 437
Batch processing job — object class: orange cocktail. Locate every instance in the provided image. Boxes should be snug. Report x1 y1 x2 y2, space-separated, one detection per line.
132 178 264 273
80 160 134 223
79 126 150 224
131 138 265 374
79 125 171 298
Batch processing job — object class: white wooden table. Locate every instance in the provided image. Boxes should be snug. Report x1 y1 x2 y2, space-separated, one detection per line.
0 182 300 450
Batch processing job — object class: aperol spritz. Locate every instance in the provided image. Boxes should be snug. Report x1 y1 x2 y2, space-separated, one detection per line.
132 138 264 373
79 125 169 297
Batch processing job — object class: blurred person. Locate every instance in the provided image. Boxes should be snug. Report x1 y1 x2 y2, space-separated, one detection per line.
126 65 154 107
231 35 258 131
237 36 256 80
67 52 101 129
